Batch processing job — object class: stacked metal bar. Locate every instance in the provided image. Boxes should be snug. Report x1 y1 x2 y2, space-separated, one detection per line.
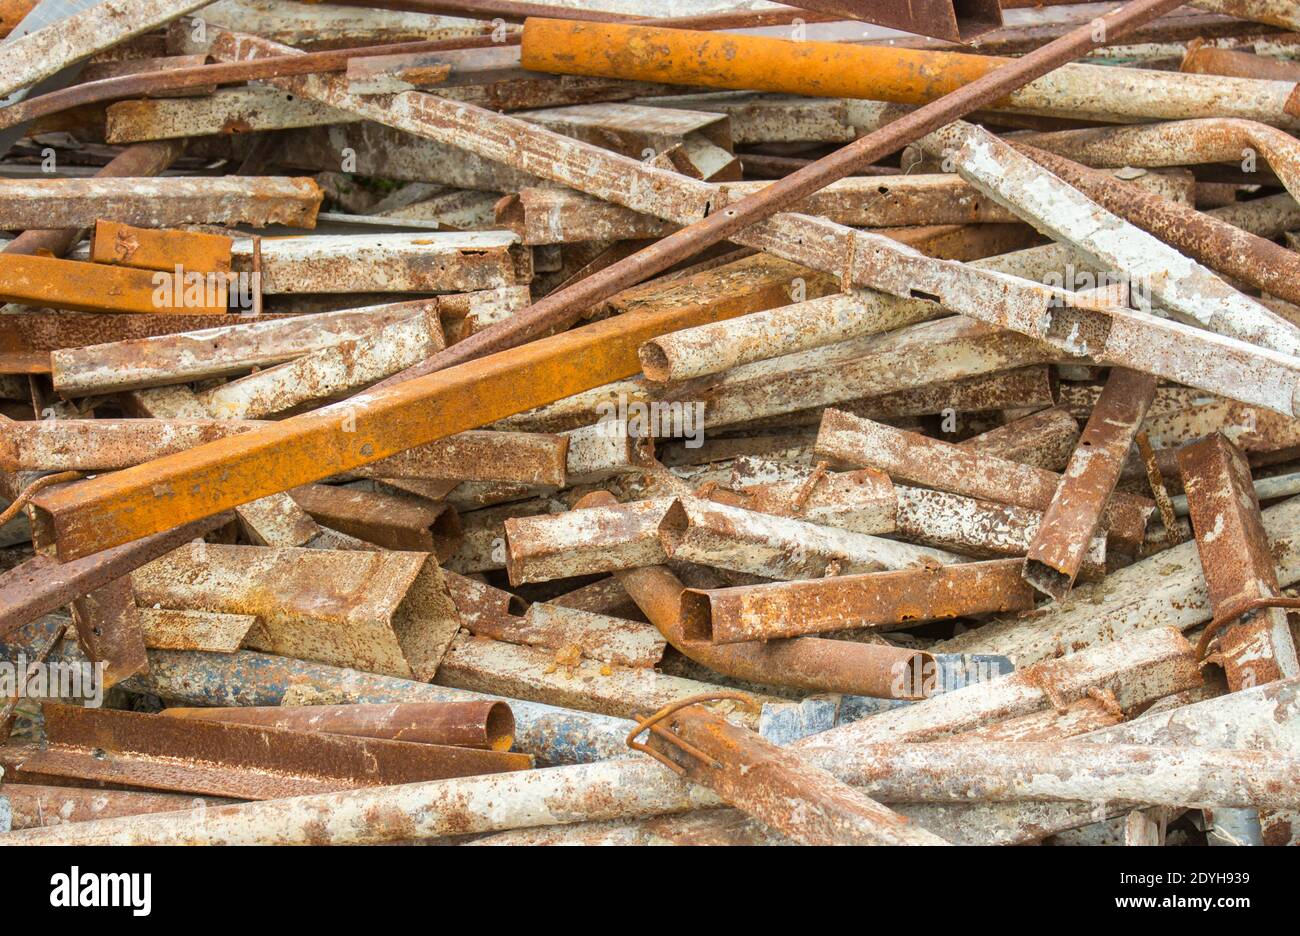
1 0 1299 848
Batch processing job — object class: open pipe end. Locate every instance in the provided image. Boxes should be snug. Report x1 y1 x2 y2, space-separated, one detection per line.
1022 557 1072 603
637 340 673 383
485 700 516 752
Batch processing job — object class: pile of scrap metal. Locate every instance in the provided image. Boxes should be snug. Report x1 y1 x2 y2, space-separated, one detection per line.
1 0 1300 847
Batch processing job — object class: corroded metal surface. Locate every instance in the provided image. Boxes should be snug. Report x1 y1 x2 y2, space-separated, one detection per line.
635 699 949 846
1178 433 1300 687
937 495 1300 666
579 491 936 700
50 298 452 396
924 121 1300 358
0 0 210 100
138 607 258 654
4 702 531 799
288 483 460 558
504 497 674 584
1024 368 1157 600
705 466 896 537
0 512 231 638
461 601 666 669
162 700 516 751
130 543 461 681
0 177 322 229
197 312 445 419
1 784 229 830
0 254 226 315
816 409 1154 550
660 495 958 580
782 0 1000 43
959 406 1081 472
1016 143 1300 309
0 418 254 471
90 220 232 274
686 558 1037 644
521 18 1297 126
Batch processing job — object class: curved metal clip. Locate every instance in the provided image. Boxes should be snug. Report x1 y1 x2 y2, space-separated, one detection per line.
625 691 759 775
1196 594 1300 661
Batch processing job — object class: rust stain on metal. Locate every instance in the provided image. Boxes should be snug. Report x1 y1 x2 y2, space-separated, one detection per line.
1178 433 1300 688
5 702 531 799
1024 368 1158 600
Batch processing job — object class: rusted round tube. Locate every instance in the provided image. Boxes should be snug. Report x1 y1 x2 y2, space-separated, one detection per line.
161 701 515 750
1182 45 1300 81
377 0 1187 389
1015 142 1300 308
1 140 183 257
575 491 932 699
2 784 232 829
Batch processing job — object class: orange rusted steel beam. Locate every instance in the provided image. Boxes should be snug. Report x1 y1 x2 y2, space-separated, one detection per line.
0 254 226 315
161 700 516 750
31 282 771 559
89 220 233 274
683 558 1038 645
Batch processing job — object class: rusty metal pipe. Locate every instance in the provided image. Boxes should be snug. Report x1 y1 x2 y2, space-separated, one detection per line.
162 701 515 751
1178 434 1300 688
1013 119 1300 202
936 495 1300 667
0 627 1204 846
816 408 1154 550
632 698 950 845
520 15 1297 126
4 702 530 799
1023 367 1157 600
579 491 934 700
1 141 183 258
21 0 1196 558
0 1 927 130
798 740 1300 811
686 558 1038 644
1182 43 1300 80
